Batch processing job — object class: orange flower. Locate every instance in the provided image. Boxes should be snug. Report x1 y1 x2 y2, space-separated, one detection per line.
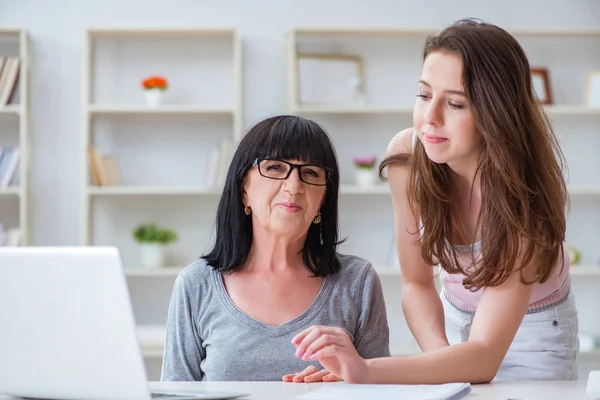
142 75 168 90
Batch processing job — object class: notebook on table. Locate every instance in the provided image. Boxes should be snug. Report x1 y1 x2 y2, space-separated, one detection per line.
295 382 471 400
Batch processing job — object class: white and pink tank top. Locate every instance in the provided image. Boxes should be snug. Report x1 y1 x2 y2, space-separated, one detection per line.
411 130 571 313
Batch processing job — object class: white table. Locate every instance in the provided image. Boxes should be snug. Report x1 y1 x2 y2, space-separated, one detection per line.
149 380 594 400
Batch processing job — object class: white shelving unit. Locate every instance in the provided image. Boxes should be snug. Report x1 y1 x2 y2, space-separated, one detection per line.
285 26 600 377
0 29 29 246
81 28 242 376
81 27 242 245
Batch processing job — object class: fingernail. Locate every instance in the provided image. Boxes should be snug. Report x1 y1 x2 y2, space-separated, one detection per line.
295 349 302 357
291 336 298 344
309 353 317 360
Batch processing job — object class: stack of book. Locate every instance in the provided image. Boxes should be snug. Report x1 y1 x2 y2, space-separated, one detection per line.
0 146 20 188
0 56 20 106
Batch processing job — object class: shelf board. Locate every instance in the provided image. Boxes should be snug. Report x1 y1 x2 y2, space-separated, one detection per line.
0 186 21 197
570 266 600 276
0 29 22 35
373 266 600 277
544 105 600 115
87 186 222 196
88 105 235 116
0 105 20 115
87 185 600 197
340 184 389 194
125 266 396 278
293 104 600 116
510 28 600 37
125 267 183 277
87 28 236 39
293 27 600 37
293 27 438 36
568 185 600 196
374 267 401 276
294 105 413 115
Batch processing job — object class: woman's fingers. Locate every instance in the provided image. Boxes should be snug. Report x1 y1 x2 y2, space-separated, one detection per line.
282 372 296 382
302 333 345 361
291 326 313 345
303 368 332 383
322 373 342 382
309 344 344 362
293 326 345 358
281 365 319 383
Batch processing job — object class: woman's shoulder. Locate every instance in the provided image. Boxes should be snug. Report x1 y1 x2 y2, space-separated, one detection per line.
386 127 415 158
334 253 379 283
176 257 216 289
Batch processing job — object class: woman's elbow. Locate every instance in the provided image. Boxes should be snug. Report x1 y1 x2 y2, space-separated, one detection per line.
470 371 495 385
466 344 503 384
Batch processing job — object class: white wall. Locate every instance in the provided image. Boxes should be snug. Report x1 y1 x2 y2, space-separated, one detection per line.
0 0 598 245
2 0 600 380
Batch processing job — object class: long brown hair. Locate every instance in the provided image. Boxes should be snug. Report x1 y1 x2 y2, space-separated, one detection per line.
380 18 568 290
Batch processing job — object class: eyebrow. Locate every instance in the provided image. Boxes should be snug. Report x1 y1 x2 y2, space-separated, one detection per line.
418 80 466 97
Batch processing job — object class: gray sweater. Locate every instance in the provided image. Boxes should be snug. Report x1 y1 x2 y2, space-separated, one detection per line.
160 253 390 381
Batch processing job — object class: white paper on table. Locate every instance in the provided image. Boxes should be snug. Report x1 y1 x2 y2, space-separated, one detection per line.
296 383 471 400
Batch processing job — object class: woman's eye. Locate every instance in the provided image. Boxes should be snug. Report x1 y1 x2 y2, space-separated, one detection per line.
448 102 465 109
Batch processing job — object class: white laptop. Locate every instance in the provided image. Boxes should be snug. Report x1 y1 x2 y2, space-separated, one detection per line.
0 246 248 400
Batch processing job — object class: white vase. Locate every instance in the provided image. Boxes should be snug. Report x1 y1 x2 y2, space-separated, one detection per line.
139 243 165 268
144 90 163 107
355 168 376 187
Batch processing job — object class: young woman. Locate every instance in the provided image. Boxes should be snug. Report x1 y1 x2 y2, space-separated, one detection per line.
290 18 579 384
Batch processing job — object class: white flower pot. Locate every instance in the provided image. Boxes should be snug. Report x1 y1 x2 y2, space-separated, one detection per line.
139 243 165 268
144 90 163 107
355 168 377 187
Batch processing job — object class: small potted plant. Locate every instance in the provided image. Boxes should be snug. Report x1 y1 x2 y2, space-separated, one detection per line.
133 222 178 268
141 75 168 107
353 155 378 187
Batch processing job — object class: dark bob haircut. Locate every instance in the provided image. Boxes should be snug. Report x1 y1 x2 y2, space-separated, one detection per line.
202 115 343 277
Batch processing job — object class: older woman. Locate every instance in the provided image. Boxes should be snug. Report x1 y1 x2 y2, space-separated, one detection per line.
160 115 390 382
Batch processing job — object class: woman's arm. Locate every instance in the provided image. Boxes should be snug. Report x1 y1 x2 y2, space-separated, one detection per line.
387 128 449 352
292 247 536 384
161 275 205 381
363 260 535 384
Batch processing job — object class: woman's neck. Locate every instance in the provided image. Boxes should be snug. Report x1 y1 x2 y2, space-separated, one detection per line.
244 229 306 273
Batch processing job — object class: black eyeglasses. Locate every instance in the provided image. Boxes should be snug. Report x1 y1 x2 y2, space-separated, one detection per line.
252 158 332 186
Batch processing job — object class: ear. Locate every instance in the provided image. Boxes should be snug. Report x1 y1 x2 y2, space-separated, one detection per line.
241 174 250 205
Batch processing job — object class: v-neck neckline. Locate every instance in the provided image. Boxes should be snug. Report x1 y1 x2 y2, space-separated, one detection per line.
212 268 333 337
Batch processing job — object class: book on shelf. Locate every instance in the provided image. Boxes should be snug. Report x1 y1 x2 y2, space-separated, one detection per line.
204 139 236 189
88 146 121 186
0 146 20 188
0 56 20 107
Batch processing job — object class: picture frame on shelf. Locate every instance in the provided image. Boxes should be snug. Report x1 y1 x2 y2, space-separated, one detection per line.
585 70 600 108
530 67 553 105
296 52 365 106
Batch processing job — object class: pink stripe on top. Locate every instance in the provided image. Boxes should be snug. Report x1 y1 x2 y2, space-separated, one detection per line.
440 241 571 314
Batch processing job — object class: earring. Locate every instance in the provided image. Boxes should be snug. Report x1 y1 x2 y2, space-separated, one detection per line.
244 205 251 216
312 212 321 224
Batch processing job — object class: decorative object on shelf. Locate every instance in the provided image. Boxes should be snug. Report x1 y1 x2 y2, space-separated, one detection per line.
567 245 580 266
353 155 378 187
141 75 168 107
133 222 178 268
297 52 365 106
530 67 552 105
585 70 600 108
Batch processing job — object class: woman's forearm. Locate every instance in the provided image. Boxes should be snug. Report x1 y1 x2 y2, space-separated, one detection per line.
401 282 449 352
362 342 498 384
